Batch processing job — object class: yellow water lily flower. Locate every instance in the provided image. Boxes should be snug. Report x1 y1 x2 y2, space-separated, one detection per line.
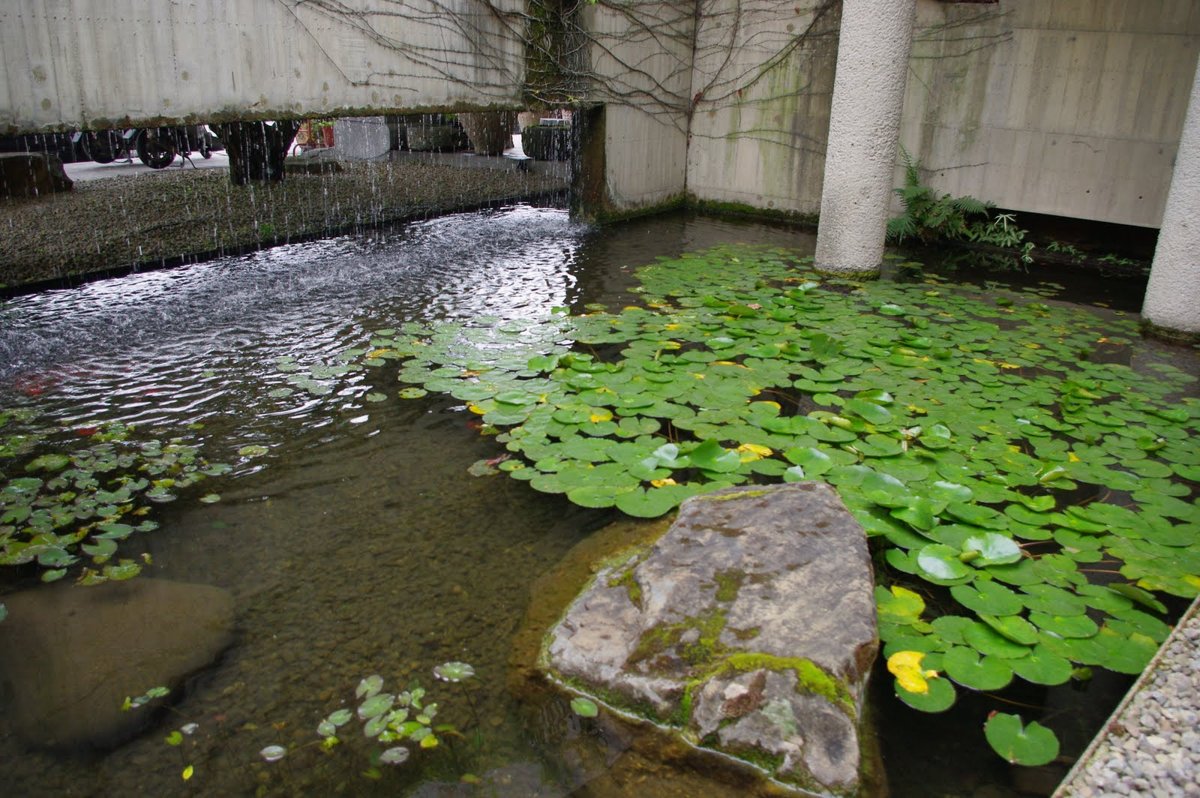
651 478 677 488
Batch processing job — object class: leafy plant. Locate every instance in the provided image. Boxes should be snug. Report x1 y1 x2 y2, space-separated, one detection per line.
361 243 1199 767
262 663 473 779
0 420 233 585
888 151 1031 258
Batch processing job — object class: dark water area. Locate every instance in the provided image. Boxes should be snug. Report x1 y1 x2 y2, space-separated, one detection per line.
0 207 1193 797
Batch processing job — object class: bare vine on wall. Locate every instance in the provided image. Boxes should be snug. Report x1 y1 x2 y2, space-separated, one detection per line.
275 0 844 148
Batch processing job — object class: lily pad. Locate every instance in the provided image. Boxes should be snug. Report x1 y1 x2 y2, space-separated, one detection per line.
984 713 1060 767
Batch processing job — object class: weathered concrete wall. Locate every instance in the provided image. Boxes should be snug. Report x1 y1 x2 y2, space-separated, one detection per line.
900 0 1200 229
581 2 694 213
0 0 526 133
686 0 839 216
683 0 1200 230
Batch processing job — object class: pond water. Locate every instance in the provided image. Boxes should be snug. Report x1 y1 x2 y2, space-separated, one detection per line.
0 206 1194 797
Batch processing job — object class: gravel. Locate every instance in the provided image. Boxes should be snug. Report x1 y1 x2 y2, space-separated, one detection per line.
1055 596 1200 797
0 158 567 290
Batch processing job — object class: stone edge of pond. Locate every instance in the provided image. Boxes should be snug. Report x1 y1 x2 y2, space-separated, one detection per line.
1052 592 1200 797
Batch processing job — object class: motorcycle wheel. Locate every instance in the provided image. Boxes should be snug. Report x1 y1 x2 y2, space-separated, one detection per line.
137 130 177 169
87 132 117 164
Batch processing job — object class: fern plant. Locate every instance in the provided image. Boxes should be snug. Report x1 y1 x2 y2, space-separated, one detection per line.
887 151 995 244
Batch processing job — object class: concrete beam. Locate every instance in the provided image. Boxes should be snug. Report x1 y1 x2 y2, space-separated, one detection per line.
814 0 916 275
1142 54 1200 338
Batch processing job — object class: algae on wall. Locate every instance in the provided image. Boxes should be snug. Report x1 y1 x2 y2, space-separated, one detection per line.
686 0 841 215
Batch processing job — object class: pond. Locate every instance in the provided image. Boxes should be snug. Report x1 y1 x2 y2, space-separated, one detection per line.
0 205 1196 797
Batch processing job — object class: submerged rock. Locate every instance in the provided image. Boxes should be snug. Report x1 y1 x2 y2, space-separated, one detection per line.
0 578 234 749
542 483 879 796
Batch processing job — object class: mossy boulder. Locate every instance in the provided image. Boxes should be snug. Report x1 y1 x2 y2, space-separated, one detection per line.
542 483 879 796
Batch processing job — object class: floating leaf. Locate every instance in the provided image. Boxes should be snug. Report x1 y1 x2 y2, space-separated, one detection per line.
433 661 475 682
356 675 384 700
914 544 972 584
570 697 599 718
962 533 1022 566
379 746 410 765
984 713 1060 766
260 745 287 762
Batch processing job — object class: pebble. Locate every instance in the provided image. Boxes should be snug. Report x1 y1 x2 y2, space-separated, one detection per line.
1056 596 1200 796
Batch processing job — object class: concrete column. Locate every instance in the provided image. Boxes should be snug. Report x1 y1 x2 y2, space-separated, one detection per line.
1142 57 1200 337
814 0 917 276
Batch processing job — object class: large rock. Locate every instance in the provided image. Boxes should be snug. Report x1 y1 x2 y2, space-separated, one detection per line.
542 483 879 796
0 578 234 749
0 152 73 199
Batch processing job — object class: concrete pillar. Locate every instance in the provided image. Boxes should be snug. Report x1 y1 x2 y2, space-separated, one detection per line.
814 0 917 276
1142 57 1200 338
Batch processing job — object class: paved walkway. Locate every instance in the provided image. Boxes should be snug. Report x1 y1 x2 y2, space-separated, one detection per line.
1054 595 1200 797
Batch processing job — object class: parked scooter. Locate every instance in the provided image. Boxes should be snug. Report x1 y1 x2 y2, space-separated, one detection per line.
77 125 221 169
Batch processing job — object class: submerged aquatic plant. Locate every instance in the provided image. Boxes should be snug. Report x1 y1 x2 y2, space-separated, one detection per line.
0 416 233 585
263 663 471 779
372 243 1198 765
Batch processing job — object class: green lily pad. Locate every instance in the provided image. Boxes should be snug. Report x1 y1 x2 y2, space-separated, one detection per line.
1009 645 1075 686
950 581 1024 616
984 713 1060 766
894 675 956 713
914 544 972 584
570 697 599 718
942 646 1014 691
962 533 1023 566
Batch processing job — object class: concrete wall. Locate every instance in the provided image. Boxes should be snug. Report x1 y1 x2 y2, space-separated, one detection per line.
0 0 526 133
687 0 839 215
581 2 695 213
682 0 1200 230
899 0 1200 228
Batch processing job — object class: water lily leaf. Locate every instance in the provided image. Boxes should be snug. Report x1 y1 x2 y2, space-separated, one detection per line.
985 713 1060 766
964 622 1032 659
962 533 1022 566
26 453 71 473
356 675 384 700
260 745 287 762
914 544 972 584
844 398 892 426
1028 612 1098 639
895 672 956 713
949 581 1024 616
862 472 912 508
615 485 694 518
1106 583 1168 614
327 708 353 727
570 697 599 718
930 481 973 503
978 613 1039 646
238 444 269 457
783 447 834 476
876 585 926 625
359 693 395 720
942 646 1014 691
890 497 941 533
943 503 1006 529
364 713 390 738
379 746 410 765
1020 584 1087 616
688 440 740 473
398 387 428 399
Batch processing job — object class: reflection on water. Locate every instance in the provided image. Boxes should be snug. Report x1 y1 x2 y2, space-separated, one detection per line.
0 207 827 797
0 207 1187 797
